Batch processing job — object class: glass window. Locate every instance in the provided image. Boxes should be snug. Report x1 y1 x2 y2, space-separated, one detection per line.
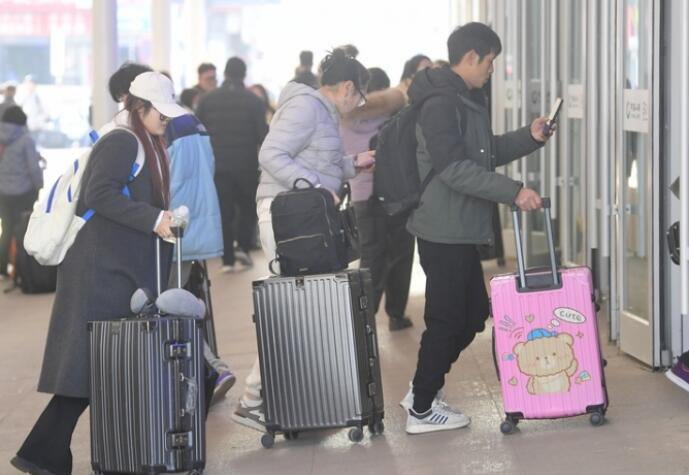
622 0 651 320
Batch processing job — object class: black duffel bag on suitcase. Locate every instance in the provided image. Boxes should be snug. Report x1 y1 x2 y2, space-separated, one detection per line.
88 224 207 475
270 178 354 276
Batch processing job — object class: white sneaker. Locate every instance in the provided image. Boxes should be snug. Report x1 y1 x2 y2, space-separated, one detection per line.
221 265 236 273
406 405 471 434
231 400 266 432
399 383 455 413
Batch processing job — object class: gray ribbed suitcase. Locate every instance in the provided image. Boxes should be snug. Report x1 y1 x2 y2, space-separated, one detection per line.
252 269 385 448
88 231 206 474
88 317 205 474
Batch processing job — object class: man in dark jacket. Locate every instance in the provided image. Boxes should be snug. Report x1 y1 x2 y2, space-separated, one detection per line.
197 57 268 271
292 50 319 89
400 22 554 435
193 62 217 96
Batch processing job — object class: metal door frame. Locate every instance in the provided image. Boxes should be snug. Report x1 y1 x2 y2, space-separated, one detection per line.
614 0 662 367
559 0 587 267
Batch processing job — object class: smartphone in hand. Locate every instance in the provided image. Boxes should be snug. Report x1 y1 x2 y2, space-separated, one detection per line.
544 97 563 135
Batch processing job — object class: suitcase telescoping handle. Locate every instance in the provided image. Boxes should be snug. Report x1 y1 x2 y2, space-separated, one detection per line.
511 197 559 290
155 206 190 295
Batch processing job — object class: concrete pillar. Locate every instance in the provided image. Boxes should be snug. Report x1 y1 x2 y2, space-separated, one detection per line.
185 0 208 87
450 0 488 26
151 0 171 72
92 0 118 129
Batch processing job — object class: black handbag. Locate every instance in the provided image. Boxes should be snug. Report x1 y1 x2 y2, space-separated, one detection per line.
270 179 349 276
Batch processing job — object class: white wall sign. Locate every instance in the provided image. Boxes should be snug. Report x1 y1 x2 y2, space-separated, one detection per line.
566 84 585 119
504 80 522 110
623 89 651 133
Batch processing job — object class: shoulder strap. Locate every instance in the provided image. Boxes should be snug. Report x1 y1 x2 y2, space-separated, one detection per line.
81 127 145 222
414 90 467 197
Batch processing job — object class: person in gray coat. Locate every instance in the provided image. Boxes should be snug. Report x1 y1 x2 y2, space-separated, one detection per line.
231 49 376 431
11 72 187 475
0 106 43 278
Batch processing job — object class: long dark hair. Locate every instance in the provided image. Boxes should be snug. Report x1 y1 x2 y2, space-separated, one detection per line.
124 95 170 209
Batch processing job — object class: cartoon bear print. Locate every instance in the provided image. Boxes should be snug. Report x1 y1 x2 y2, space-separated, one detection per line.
513 329 578 395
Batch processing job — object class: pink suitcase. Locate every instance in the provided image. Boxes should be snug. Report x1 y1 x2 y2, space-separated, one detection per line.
490 200 608 434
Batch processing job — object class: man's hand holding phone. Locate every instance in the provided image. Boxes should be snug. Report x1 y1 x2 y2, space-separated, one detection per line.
531 97 562 143
531 117 555 143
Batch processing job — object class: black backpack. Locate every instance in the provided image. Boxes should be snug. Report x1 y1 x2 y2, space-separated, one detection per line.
270 179 349 276
373 90 465 217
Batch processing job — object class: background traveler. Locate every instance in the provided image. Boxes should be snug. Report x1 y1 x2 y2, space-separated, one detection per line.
232 48 376 432
197 57 268 272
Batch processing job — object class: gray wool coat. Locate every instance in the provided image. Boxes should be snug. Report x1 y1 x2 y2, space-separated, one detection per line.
38 129 171 398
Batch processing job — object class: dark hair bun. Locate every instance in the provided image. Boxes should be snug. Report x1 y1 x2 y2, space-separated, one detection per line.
319 49 370 91
319 49 348 74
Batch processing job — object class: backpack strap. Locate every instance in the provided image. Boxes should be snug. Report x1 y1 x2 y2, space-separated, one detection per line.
413 90 467 198
82 128 145 222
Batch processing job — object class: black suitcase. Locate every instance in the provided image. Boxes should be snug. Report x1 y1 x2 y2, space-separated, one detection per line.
184 260 219 357
89 228 206 474
253 269 385 448
13 211 57 294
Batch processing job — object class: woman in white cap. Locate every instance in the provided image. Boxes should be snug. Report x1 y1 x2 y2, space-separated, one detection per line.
11 72 187 475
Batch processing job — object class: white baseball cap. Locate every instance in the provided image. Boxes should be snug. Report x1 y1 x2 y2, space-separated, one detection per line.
128 72 187 119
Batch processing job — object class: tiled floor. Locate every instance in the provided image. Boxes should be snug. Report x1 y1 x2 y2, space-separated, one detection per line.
1 253 688 475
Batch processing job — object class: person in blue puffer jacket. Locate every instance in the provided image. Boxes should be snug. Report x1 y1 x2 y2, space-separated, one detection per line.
165 114 223 262
165 112 236 407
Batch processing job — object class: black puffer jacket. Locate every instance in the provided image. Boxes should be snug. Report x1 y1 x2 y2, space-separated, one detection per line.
196 80 268 175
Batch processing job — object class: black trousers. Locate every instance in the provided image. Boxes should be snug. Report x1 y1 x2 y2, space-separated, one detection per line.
412 239 490 413
17 395 89 475
354 199 414 320
215 170 258 265
0 190 37 275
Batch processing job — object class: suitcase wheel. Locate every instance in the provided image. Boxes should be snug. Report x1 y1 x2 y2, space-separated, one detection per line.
348 427 364 443
285 431 299 440
589 411 605 427
261 433 275 449
368 419 385 436
500 417 518 435
188 470 203 475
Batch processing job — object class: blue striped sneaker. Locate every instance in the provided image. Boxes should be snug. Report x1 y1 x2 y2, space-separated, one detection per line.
406 404 471 434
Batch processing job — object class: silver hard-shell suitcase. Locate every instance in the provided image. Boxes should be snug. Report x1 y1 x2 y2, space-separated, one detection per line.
252 269 385 448
89 226 206 474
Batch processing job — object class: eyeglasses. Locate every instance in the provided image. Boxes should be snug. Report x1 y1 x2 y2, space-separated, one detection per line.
355 85 367 107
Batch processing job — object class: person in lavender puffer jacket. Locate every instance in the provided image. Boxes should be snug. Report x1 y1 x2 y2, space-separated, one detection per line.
341 57 431 333
232 49 377 432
